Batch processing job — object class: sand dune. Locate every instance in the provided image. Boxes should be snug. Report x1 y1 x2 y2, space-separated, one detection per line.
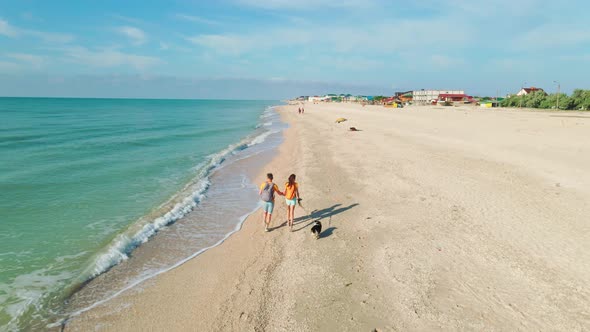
66 103 590 331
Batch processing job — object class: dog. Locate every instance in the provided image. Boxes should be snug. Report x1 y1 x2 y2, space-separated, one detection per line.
310 220 322 239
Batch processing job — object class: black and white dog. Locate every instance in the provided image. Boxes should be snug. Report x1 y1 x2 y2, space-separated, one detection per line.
310 220 322 239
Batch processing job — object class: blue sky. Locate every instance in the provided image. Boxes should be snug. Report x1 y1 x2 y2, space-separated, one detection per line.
0 0 588 98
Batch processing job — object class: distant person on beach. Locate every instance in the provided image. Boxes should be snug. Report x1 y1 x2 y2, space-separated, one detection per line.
301 108 304 114
283 174 300 232
298 107 301 114
259 173 284 232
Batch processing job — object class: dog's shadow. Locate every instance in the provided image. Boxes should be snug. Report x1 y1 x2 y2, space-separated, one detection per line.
319 226 337 238
292 203 358 234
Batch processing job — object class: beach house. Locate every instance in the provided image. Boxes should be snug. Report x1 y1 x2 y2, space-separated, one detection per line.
395 91 413 103
516 87 547 96
308 95 329 102
413 89 465 104
438 93 475 103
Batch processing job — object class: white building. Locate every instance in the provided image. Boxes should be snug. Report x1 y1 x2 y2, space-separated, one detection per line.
516 87 546 96
413 90 465 103
308 96 328 102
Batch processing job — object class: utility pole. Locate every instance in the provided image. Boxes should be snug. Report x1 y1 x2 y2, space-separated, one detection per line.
554 80 560 109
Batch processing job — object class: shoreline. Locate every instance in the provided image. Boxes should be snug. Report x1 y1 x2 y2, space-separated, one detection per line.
65 103 590 331
63 105 302 331
45 105 286 330
2 99 286 331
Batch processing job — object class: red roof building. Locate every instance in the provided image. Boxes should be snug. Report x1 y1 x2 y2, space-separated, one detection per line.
438 93 474 102
517 87 547 96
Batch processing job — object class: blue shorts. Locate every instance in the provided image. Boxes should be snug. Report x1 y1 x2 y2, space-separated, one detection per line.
261 201 274 213
285 198 297 206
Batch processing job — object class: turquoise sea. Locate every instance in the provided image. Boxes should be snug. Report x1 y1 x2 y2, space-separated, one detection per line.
0 98 283 330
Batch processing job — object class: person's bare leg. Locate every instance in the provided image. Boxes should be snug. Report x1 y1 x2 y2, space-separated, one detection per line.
288 205 295 230
263 211 269 231
267 213 272 230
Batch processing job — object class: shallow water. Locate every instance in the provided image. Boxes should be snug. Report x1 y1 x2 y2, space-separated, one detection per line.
0 98 282 330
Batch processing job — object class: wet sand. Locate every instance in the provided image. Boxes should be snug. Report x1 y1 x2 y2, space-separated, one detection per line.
66 103 590 331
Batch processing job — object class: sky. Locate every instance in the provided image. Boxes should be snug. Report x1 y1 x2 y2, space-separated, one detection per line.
0 0 588 99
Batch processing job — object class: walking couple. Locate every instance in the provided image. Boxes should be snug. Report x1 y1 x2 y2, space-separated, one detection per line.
259 173 300 232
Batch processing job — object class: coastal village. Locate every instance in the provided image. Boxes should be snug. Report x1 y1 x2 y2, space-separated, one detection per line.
294 87 549 108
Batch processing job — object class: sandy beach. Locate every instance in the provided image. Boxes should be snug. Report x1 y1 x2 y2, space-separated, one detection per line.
65 103 590 331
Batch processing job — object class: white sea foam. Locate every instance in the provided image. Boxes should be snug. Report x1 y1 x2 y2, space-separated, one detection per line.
51 203 262 329
80 120 277 281
2 269 75 331
3 102 285 331
247 130 279 147
46 104 285 329
81 160 216 280
255 106 275 128
260 106 276 119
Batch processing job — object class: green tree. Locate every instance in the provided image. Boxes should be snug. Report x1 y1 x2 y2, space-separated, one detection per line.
570 89 590 110
500 95 521 107
524 91 546 108
539 94 556 109
582 91 590 110
500 89 590 111
558 95 574 110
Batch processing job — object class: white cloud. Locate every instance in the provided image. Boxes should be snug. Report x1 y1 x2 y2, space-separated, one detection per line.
187 18 471 56
0 74 392 99
514 23 590 49
62 47 162 70
174 14 219 25
420 0 540 16
187 34 254 55
0 18 73 43
20 12 43 22
430 55 463 68
110 14 144 25
559 54 590 62
116 26 148 45
235 0 378 9
5 53 45 68
21 12 34 20
0 60 20 72
26 30 74 43
0 19 19 37
489 58 521 71
187 29 316 56
318 56 383 70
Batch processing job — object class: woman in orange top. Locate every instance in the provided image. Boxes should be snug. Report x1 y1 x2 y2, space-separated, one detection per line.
283 174 300 231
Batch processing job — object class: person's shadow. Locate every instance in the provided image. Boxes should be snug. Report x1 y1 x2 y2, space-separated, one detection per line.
291 203 359 237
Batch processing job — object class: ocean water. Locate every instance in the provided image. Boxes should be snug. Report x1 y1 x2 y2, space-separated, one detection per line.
0 98 284 330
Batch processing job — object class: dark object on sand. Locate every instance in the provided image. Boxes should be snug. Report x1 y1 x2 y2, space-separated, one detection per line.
349 127 359 131
297 198 303 208
311 220 322 239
